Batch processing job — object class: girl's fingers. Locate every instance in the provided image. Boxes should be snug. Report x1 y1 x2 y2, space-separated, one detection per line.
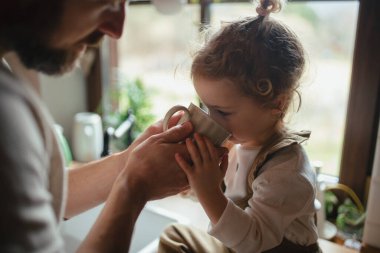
175 153 193 174
204 137 218 161
194 133 211 161
220 153 229 176
185 138 202 166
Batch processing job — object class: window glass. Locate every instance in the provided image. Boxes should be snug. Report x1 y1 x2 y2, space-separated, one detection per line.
118 4 200 117
118 1 359 176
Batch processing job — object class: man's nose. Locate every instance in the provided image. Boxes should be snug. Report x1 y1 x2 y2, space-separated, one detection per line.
98 2 126 39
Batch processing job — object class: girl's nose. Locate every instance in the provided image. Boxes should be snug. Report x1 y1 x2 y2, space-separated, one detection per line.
98 2 126 39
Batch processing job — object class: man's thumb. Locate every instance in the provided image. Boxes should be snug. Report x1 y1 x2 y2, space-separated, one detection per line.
160 121 193 143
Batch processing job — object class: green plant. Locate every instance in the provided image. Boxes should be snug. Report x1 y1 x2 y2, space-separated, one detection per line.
109 77 155 150
325 190 339 218
336 198 365 238
324 188 366 240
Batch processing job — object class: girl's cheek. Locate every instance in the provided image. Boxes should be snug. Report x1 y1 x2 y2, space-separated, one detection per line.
209 111 230 132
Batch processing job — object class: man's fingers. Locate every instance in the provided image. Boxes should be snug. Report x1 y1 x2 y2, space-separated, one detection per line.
159 121 193 143
167 112 185 128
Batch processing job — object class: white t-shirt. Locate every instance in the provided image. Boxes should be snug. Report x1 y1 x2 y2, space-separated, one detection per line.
224 145 261 200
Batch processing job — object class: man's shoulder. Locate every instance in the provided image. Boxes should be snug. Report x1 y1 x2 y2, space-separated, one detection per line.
0 69 46 167
0 68 32 124
0 66 25 95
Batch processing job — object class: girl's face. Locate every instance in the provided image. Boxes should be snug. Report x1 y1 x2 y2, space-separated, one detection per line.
194 76 279 148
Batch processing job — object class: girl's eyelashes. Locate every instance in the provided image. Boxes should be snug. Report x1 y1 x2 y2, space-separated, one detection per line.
217 109 232 117
204 105 233 117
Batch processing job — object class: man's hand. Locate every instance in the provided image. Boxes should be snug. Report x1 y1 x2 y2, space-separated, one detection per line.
125 112 184 153
119 121 193 202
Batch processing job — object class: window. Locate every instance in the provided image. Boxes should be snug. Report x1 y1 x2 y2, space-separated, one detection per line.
118 1 359 176
118 4 200 118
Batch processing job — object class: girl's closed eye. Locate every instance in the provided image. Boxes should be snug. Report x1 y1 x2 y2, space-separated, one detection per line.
217 110 232 117
203 104 233 118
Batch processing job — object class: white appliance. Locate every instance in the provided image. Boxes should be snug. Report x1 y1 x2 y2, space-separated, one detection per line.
72 112 103 162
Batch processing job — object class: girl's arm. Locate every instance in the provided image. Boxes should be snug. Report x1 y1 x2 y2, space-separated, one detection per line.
175 134 229 224
176 138 316 252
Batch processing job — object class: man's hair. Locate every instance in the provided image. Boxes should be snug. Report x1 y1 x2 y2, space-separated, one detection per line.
0 1 66 74
1 1 62 42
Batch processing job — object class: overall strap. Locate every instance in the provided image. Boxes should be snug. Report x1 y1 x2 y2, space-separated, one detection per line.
234 130 311 210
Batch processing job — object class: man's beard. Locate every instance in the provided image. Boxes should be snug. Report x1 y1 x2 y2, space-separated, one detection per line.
13 40 78 75
10 30 104 75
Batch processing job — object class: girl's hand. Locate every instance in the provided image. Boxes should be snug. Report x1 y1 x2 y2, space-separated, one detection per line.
175 133 229 224
175 134 228 196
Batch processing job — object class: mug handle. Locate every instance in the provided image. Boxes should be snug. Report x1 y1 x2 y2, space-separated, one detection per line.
162 105 190 131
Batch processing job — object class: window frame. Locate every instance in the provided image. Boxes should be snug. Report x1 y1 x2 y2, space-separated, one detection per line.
338 0 380 202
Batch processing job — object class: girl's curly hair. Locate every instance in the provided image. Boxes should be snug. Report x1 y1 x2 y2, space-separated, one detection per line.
191 0 305 118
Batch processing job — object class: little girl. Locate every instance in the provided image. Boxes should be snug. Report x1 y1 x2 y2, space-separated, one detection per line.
159 0 320 252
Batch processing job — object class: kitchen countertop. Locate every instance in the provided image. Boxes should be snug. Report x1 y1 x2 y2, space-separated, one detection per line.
319 239 359 253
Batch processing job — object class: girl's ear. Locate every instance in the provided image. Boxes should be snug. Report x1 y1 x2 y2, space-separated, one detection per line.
271 108 283 117
270 95 287 118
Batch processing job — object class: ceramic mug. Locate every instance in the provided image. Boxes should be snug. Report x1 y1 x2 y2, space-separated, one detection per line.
163 103 231 146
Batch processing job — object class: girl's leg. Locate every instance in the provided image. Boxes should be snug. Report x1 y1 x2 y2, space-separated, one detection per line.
158 223 233 253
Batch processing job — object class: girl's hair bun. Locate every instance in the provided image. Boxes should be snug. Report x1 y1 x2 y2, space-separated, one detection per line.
256 0 284 17
255 79 273 97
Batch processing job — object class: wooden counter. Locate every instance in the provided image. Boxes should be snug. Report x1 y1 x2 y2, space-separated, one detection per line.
319 239 358 253
319 240 380 253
